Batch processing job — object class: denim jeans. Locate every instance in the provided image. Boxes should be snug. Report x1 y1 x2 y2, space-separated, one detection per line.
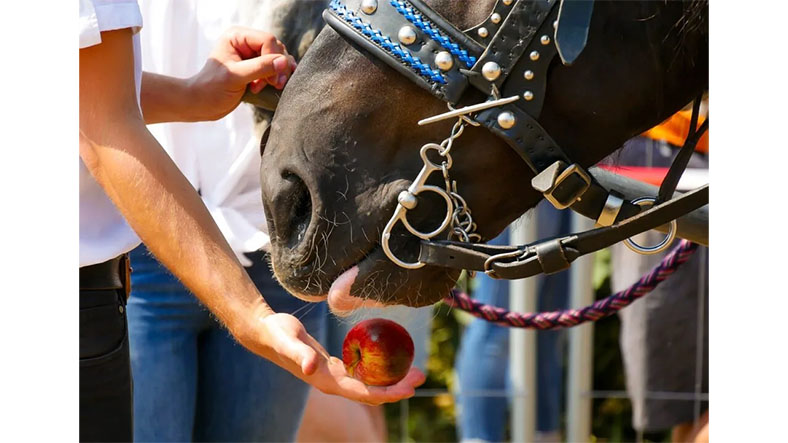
127 245 327 442
455 202 571 442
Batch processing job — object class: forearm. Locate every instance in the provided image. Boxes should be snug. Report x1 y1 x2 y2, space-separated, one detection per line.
79 115 274 337
140 72 201 124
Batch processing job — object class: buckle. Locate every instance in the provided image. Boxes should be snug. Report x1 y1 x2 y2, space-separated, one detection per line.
535 162 592 210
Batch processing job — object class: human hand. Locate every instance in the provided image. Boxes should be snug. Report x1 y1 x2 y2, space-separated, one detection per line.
239 311 426 405
188 26 297 121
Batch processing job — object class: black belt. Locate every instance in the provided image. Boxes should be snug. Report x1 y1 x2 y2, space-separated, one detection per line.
80 254 130 293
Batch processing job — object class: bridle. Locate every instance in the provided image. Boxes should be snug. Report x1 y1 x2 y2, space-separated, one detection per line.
324 0 709 280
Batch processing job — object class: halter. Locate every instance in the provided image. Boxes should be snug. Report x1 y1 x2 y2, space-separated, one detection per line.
324 0 709 279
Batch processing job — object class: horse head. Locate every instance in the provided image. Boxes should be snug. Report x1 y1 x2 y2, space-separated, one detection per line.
260 0 708 312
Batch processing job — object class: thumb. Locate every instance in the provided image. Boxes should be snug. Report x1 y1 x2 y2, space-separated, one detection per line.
234 54 290 84
299 344 320 376
278 335 320 376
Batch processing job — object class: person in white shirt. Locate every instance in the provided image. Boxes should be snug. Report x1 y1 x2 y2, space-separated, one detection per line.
126 1 329 441
79 0 425 441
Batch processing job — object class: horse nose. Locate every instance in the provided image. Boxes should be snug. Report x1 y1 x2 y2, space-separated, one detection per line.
263 169 314 250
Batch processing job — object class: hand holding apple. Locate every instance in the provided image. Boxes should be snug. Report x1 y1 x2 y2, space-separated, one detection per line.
342 318 415 386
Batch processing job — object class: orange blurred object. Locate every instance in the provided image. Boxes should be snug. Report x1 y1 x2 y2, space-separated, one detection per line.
642 109 708 153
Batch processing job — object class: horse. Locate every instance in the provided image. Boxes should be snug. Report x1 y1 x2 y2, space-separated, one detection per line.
258 0 709 313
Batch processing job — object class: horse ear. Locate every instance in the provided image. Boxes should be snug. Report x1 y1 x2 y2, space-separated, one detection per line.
555 0 595 66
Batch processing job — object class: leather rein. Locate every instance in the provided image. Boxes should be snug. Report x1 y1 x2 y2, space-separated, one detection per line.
324 0 709 280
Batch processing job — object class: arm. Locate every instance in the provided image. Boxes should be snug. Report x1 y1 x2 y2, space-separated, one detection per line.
79 28 424 404
140 27 295 124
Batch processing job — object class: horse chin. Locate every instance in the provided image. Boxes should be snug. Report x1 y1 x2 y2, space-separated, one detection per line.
272 237 455 312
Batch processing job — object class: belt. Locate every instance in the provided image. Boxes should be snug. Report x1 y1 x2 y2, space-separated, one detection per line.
80 254 130 295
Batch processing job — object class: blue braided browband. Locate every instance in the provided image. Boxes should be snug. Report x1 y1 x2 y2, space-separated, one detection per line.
389 0 477 68
328 0 446 84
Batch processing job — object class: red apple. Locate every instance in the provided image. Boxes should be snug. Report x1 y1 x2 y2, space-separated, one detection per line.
342 318 415 386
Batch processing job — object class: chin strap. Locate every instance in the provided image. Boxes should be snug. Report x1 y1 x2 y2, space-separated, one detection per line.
420 185 707 279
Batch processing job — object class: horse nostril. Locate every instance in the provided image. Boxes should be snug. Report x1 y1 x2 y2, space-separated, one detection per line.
275 171 313 249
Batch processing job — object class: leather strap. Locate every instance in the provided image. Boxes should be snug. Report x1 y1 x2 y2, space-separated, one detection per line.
465 0 519 46
554 0 595 65
418 185 708 279
657 95 709 203
324 0 482 104
466 0 557 97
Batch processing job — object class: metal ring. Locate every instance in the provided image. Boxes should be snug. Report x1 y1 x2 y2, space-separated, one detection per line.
624 197 677 255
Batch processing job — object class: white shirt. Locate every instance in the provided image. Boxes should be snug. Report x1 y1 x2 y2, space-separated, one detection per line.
138 0 270 266
79 0 143 267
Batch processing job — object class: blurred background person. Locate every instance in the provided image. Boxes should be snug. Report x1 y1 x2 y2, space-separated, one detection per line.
605 102 709 443
453 202 572 443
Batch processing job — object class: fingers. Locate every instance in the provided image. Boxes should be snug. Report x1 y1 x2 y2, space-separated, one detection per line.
281 336 320 376
234 53 294 86
249 78 266 94
301 347 319 376
298 331 331 376
322 360 426 405
227 27 287 59
366 368 426 403
214 27 298 93
301 331 331 361
264 315 322 376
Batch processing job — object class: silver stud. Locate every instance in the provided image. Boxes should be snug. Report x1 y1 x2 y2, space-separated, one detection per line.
477 27 489 38
530 50 540 61
481 61 501 81
524 70 534 80
398 191 418 210
361 0 377 14
398 26 417 45
540 35 551 45
523 91 534 101
553 20 558 29
490 13 502 24
434 51 454 71
503 0 513 5
497 111 516 129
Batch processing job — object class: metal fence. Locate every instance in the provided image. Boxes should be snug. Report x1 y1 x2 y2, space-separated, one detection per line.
391 207 708 442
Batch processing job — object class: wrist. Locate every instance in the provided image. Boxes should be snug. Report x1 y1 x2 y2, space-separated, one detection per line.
227 295 275 348
141 72 205 123
183 74 214 122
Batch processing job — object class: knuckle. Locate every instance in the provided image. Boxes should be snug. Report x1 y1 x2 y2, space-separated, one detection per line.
263 34 277 47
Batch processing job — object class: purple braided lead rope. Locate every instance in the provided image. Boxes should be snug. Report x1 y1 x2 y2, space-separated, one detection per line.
443 240 698 329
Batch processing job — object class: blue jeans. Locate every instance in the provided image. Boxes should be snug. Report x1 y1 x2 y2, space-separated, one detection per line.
127 245 327 442
455 202 571 441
